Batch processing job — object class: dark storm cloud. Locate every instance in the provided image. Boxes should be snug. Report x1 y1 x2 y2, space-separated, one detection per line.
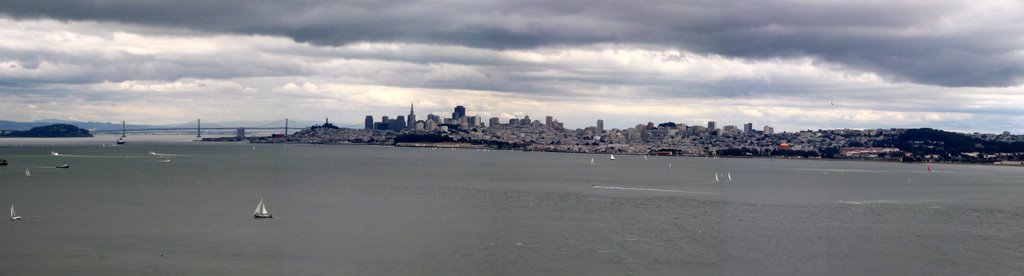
3 0 1022 87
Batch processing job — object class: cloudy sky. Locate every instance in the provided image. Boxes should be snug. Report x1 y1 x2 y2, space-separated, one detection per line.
1 0 1022 132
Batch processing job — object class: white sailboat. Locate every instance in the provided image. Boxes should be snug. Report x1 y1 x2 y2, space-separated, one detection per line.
254 198 272 218
51 151 59 156
609 154 616 160
643 155 648 160
590 158 596 166
10 204 22 220
714 173 720 182
24 169 31 176
727 172 732 181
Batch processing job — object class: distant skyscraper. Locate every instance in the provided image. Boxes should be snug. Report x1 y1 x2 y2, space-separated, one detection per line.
489 117 500 127
597 119 604 133
509 118 520 125
453 106 466 120
522 115 531 125
764 125 774 134
396 115 406 129
407 103 416 130
707 121 717 130
468 116 480 127
364 115 373 129
382 116 389 123
545 116 553 127
743 123 753 133
427 114 440 123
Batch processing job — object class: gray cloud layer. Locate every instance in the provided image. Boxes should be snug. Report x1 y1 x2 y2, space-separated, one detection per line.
2 0 1023 87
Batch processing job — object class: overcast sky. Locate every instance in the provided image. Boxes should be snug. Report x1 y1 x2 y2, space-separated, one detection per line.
1 0 1023 132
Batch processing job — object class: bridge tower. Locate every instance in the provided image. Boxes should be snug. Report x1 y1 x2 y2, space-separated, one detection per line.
196 119 201 138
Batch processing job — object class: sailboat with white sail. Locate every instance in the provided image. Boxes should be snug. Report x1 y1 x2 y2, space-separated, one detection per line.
254 198 273 218
727 172 732 181
590 158 596 166
609 154 616 160
10 204 22 220
24 169 31 176
714 173 720 182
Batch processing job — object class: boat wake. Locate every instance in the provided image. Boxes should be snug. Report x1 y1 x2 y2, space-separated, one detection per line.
836 199 940 205
591 185 721 195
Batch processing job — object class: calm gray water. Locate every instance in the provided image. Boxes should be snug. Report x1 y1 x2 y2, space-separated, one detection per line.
1 135 1023 275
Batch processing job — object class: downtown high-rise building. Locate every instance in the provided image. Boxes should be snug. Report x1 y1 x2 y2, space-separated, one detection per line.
597 119 604 133
489 117 500 127
406 103 416 130
452 106 466 120
707 121 717 131
545 116 553 127
364 115 373 129
427 114 440 123
764 125 774 134
743 123 753 132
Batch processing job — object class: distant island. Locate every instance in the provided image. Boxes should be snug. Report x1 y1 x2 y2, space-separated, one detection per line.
0 124 93 138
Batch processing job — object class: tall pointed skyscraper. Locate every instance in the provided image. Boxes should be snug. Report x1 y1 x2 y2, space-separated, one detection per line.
406 103 416 130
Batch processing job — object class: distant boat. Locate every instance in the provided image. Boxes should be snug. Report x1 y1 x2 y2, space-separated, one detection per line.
252 146 256 151
50 151 59 156
254 198 273 219
727 172 732 181
149 151 157 156
10 204 21 221
590 158 596 166
668 163 672 168
714 173 720 182
643 155 648 160
609 154 616 160
117 121 126 145
56 163 70 169
927 165 932 172
0 159 7 166
24 169 31 176
159 159 171 163
102 143 106 148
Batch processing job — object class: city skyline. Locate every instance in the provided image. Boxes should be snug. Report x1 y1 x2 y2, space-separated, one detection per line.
2 1 1024 133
